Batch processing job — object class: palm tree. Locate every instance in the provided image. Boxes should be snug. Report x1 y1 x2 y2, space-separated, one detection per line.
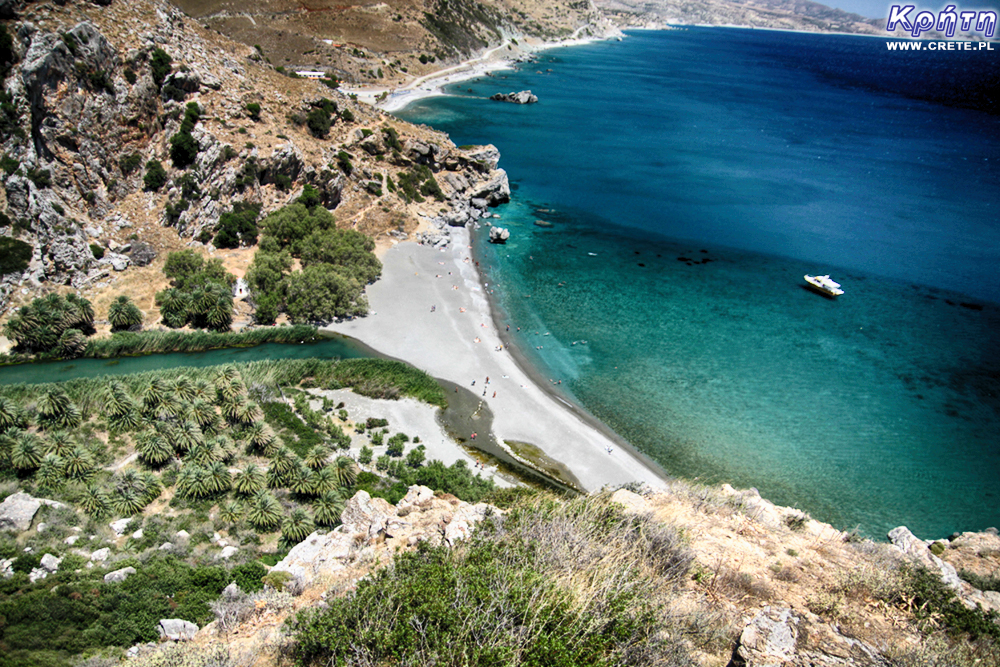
112 487 146 516
136 430 173 467
233 464 266 496
0 397 25 433
186 440 220 466
43 431 75 457
140 471 162 505
108 295 143 332
36 388 81 429
242 422 276 456
219 500 243 525
141 378 174 416
333 456 358 488
289 463 316 496
173 376 197 403
311 466 339 495
156 288 190 329
176 463 210 499
174 420 204 453
246 491 282 531
79 485 110 517
65 293 95 331
280 508 315 548
233 400 262 427
304 445 331 471
188 399 217 430
208 435 237 462
205 461 232 494
62 446 95 482
102 381 141 431
269 447 298 476
313 490 345 527
57 328 88 358
36 453 65 490
11 432 43 470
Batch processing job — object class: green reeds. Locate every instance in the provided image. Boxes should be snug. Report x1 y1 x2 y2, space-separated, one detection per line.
82 325 320 358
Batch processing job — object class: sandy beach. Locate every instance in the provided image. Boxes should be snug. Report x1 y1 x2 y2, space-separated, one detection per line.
324 227 668 492
341 29 620 113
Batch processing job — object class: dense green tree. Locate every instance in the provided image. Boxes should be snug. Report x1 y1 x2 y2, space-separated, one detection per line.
213 202 261 248
3 293 95 355
306 107 331 138
283 263 367 323
259 203 337 256
299 227 382 284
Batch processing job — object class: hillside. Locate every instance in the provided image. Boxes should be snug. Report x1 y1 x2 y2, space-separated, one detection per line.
0 0 509 324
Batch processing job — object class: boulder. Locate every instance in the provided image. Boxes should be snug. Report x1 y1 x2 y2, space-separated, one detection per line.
158 618 198 641
100 252 130 271
460 144 501 170
40 553 61 572
89 547 111 563
104 566 136 583
733 606 800 666
270 529 355 586
129 242 156 267
488 226 509 244
64 535 81 545
888 526 963 592
0 492 65 532
218 545 239 560
489 90 538 104
341 490 396 539
109 519 131 536
158 542 174 551
468 169 510 206
0 558 13 578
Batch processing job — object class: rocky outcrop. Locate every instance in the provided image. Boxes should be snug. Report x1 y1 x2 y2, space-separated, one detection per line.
0 492 65 532
158 618 198 641
488 225 509 243
104 566 136 583
272 486 499 588
489 90 538 104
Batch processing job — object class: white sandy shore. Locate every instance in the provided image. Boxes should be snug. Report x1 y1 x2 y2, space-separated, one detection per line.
324 228 667 493
305 387 514 488
341 29 621 113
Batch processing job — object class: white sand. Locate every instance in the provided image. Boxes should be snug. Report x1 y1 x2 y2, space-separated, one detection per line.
324 228 667 492
341 32 618 113
305 387 514 488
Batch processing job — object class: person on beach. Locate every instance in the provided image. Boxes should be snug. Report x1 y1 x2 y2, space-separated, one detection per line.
492 391 496 398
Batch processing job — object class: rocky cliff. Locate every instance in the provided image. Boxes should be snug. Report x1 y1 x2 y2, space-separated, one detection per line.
0 0 509 318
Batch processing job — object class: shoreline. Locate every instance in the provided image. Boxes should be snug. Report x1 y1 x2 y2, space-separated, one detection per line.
324 227 670 493
341 28 623 113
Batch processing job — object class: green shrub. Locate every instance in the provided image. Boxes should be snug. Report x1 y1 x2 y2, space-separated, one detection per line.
959 569 1000 593
306 108 331 139
89 243 105 259
339 108 354 122
1 154 19 175
0 237 33 276
246 102 261 121
230 561 268 592
150 47 172 88
25 167 51 188
213 202 261 249
143 159 168 191
124 67 137 84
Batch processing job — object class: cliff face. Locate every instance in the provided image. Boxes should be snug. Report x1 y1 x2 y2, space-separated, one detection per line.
0 0 509 317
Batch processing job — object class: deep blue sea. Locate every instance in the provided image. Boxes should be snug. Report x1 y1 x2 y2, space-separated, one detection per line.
395 28 1000 538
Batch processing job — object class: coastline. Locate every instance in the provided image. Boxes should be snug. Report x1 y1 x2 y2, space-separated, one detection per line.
341 28 623 113
323 227 670 493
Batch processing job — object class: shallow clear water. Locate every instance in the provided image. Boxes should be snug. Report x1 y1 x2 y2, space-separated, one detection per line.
397 28 1000 538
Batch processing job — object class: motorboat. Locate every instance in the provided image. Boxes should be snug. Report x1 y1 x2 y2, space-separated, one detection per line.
804 274 844 297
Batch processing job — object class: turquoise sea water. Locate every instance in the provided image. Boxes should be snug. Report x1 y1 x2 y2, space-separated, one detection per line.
396 28 1000 538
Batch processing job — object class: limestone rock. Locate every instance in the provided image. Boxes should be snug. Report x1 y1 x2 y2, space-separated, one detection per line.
129 242 156 267
889 526 963 591
461 144 501 170
341 490 396 539
40 553 61 572
733 606 799 666
218 545 239 560
89 547 110 563
468 169 510 206
158 618 198 641
488 226 509 244
104 566 136 583
100 252 130 271
271 529 355 586
489 90 538 104
109 518 131 536
158 542 173 551
0 558 12 578
0 492 65 532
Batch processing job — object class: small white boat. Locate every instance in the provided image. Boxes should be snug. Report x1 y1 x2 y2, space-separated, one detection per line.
804 274 844 298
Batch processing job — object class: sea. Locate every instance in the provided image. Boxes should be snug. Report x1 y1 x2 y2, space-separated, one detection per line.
395 27 1000 539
